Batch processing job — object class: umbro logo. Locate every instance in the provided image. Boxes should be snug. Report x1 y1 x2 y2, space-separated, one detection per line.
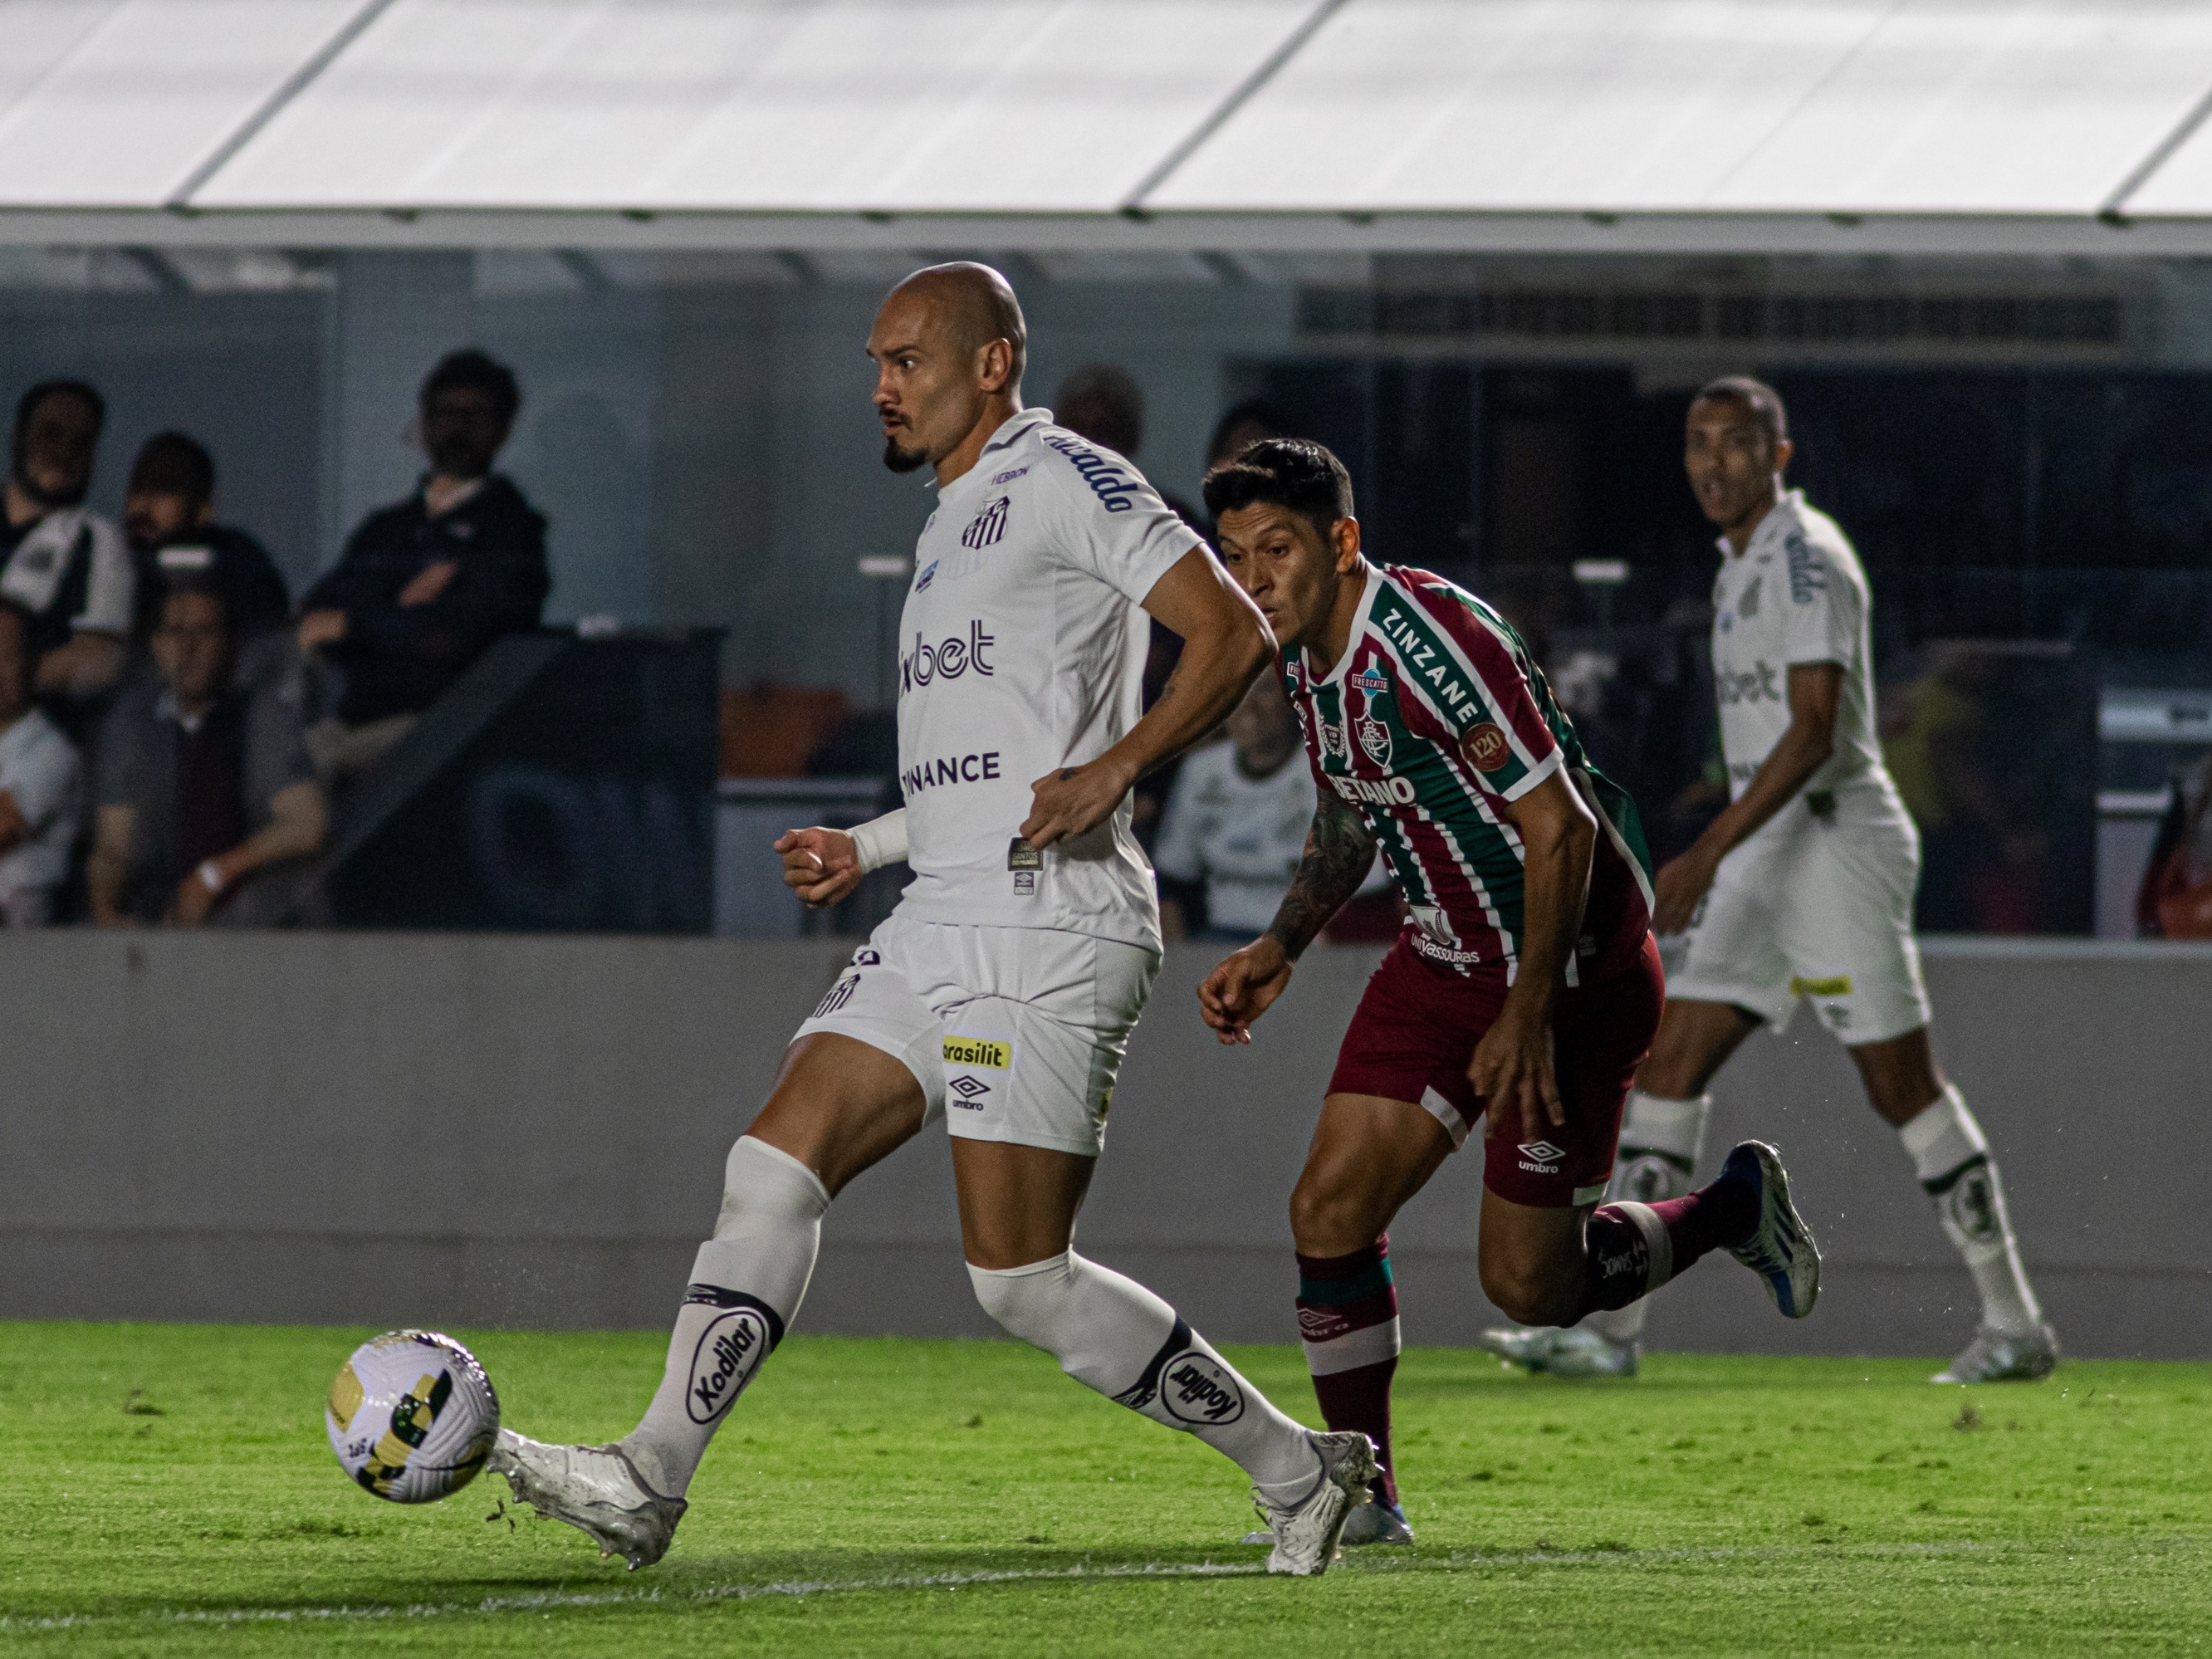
1517 1140 1565 1169
949 1075 991 1102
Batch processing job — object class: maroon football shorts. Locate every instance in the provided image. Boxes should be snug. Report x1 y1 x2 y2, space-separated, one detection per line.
1326 930 1666 1206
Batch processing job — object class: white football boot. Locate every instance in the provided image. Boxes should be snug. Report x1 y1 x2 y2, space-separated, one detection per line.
1476 1324 1639 1378
1722 1141 1821 1319
1932 1322 2060 1384
1251 1431 1379 1577
489 1430 687 1569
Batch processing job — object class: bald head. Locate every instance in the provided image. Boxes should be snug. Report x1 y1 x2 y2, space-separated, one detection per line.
889 262 1027 390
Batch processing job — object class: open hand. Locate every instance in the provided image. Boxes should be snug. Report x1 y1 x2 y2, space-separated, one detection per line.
1652 846 1720 936
1197 935 1294 1045
1472 999 1562 1148
170 870 219 928
776 826 863 908
1021 756 1136 850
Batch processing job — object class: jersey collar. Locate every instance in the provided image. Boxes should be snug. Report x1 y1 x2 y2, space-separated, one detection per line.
1717 487 1805 562
1302 561 1382 688
935 407 1050 504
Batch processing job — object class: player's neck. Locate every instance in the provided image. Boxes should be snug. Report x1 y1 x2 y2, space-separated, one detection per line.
1303 559 1373 676
1721 482 1783 555
932 394 1025 490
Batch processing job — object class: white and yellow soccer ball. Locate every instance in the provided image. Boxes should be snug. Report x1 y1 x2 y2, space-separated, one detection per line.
326 1331 500 1503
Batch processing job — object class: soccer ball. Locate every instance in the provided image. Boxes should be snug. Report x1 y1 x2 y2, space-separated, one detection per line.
326 1330 500 1503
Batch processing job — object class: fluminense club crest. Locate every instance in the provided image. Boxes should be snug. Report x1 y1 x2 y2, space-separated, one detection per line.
1355 716 1392 766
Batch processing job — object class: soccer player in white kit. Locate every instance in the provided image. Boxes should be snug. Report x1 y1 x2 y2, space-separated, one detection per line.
1482 378 2057 1385
489 264 1377 1576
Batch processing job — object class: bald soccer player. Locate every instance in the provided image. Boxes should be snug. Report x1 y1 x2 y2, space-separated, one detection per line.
489 265 1378 1577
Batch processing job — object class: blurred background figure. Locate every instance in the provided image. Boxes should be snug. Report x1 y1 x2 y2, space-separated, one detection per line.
90 581 325 927
1205 397 1290 477
296 349 548 779
123 432 291 649
0 598 80 926
2138 750 2212 939
0 379 131 717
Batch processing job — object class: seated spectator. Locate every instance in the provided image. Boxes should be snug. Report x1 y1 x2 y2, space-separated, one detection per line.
89 582 326 927
0 599 80 925
0 379 131 708
1155 673 1388 942
123 431 290 645
297 350 548 777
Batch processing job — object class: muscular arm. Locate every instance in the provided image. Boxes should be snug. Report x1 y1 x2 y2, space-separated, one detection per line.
1653 661 1841 933
1021 546 1272 848
1264 793 1378 962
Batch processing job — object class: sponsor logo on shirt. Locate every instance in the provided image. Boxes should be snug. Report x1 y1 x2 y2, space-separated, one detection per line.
1332 773 1417 808
1715 661 1783 705
991 466 1030 485
1789 973 1852 999
900 621 996 692
943 1036 1012 1069
1461 722 1510 772
1319 722 1348 761
961 496 1011 549
1784 531 1824 604
1040 433 1143 513
1377 604 1480 726
1350 668 1390 693
1355 716 1392 766
901 751 1002 795
913 560 938 592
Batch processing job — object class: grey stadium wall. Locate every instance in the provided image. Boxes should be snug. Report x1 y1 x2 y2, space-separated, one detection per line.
2 932 2202 1358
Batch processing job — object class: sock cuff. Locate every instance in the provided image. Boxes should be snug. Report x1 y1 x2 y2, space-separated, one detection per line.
1610 1200 1676 1292
1295 1239 1394 1304
1621 1090 1712 1164
1897 1084 1988 1183
729 1134 831 1212
967 1250 1074 1285
1294 1236 1390 1275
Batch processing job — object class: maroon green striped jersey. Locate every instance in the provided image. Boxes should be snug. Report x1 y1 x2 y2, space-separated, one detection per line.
1285 564 1655 979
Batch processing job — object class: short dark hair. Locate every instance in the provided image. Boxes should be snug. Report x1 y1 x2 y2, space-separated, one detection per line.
421 350 520 423
129 431 215 504
1202 437 1355 541
1694 375 1788 446
16 378 104 436
156 575 229 624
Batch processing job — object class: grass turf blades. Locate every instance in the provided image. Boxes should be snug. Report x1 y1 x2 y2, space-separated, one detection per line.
2 1322 2206 1656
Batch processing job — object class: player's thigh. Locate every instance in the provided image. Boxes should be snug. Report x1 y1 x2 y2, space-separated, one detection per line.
1776 823 1933 1049
1290 1092 1456 1255
1665 842 1796 1032
764 924 943 1193
950 1138 1096 1269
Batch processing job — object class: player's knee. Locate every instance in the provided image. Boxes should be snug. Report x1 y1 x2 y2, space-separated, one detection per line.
712 1134 831 1239
1288 1166 1376 1253
967 1253 1075 1349
1481 1250 1577 1328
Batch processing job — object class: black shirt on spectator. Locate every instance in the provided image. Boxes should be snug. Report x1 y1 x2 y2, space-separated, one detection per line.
303 474 549 725
134 526 291 646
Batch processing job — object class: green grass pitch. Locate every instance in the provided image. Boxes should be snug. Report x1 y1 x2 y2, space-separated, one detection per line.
3 1323 2207 1656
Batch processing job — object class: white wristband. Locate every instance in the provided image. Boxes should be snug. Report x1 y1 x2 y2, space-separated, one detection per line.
197 859 225 894
846 810 908 875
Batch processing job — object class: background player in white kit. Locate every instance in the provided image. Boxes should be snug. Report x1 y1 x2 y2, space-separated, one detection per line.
1484 378 2058 1385
488 264 1377 1576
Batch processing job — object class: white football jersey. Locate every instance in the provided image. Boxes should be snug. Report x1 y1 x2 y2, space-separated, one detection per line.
893 408 1197 947
1710 490 1906 828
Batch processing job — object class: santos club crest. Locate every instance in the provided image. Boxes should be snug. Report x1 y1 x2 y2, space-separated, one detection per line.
1354 716 1392 766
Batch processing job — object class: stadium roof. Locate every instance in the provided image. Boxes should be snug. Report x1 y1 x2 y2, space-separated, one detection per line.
7 0 2212 253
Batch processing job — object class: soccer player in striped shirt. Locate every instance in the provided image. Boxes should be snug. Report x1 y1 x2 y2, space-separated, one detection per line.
1198 439 1822 1543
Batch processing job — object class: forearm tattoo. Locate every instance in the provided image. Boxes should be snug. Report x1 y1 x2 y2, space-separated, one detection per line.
1265 794 1378 961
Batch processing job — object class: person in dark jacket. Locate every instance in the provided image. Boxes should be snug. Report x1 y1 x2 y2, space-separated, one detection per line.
297 350 548 776
123 431 291 645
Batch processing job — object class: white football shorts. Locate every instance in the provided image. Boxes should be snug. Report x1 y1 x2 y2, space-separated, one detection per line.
1668 803 1933 1046
790 911 1160 1157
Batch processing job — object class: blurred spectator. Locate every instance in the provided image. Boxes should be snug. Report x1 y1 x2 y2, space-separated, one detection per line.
1205 397 1290 473
123 432 290 646
0 379 131 707
2138 751 2212 939
90 584 325 927
0 600 79 925
1153 673 1392 942
297 350 548 777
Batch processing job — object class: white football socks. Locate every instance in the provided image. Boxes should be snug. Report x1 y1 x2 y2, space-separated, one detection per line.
968 1251 1324 1508
1899 1085 2043 1337
1582 1091 1711 1345
619 1135 830 1497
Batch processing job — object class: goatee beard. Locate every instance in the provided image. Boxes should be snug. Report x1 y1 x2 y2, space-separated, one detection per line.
882 435 929 474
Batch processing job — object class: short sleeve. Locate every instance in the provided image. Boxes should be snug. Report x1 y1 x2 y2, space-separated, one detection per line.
72 516 134 634
1391 585 1561 801
1779 526 1858 668
2 721 78 829
1038 435 1200 608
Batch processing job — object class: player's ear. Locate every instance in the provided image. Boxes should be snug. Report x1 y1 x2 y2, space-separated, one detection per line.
977 337 1015 395
1772 435 1793 476
1332 515 1361 572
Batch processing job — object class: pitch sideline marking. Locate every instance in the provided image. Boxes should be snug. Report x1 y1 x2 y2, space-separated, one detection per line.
2 1536 2192 1634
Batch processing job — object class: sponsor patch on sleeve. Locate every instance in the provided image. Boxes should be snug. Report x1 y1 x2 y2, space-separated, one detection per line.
942 1035 1012 1069
1461 722 1510 772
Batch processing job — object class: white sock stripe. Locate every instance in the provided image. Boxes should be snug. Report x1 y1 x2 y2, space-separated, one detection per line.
1613 1201 1674 1292
1301 1319 1402 1377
